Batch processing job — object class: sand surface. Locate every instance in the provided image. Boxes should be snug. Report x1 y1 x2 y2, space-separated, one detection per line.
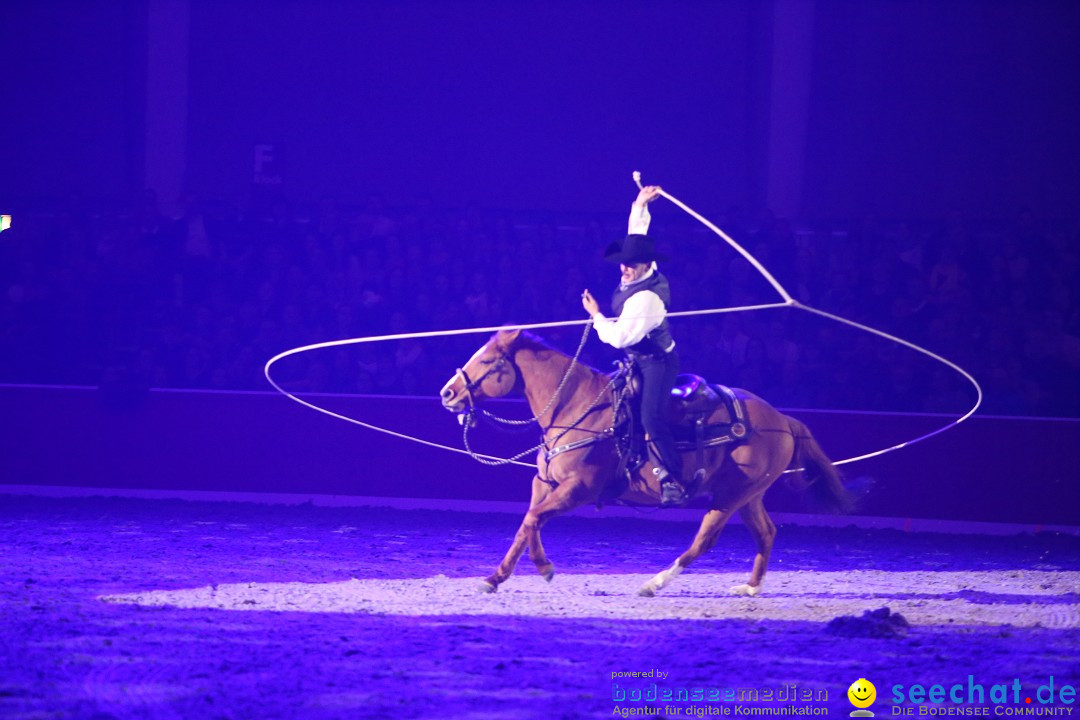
2 495 1078 719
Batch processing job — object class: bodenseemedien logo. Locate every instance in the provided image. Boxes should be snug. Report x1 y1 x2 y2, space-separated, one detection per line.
848 678 877 717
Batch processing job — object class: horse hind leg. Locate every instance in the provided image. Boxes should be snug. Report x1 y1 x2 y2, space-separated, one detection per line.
638 507 734 597
730 495 776 597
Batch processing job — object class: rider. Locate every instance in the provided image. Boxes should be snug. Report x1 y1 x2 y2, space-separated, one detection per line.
581 185 686 507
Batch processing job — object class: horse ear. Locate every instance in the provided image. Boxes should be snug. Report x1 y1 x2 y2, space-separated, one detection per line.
495 327 521 349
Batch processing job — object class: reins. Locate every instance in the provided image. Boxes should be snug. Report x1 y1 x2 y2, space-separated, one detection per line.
460 322 627 467
476 321 593 427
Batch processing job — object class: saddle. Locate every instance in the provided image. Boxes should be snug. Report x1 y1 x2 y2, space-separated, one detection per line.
668 375 750 445
612 370 751 489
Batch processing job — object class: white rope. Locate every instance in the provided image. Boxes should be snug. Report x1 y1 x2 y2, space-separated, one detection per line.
633 170 794 305
262 304 788 468
264 172 983 471
630 170 982 466
789 301 983 466
264 371 534 467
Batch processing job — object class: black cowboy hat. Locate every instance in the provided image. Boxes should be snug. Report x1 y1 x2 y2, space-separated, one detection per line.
603 233 668 264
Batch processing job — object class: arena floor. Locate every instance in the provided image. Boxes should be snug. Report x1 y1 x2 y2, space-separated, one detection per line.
2 493 1078 719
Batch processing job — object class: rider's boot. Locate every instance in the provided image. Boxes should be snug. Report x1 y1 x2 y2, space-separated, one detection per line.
658 470 688 508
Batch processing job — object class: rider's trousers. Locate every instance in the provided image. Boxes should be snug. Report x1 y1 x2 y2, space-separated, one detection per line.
634 349 683 481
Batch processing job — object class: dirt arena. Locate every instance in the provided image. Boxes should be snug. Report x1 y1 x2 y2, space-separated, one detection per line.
2 493 1077 719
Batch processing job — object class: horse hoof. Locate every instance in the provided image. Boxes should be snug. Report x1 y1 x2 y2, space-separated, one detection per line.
478 580 498 594
637 585 656 598
539 566 555 583
730 583 761 597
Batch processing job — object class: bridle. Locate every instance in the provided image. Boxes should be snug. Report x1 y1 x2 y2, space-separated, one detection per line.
452 322 591 426
453 353 511 413
452 323 624 469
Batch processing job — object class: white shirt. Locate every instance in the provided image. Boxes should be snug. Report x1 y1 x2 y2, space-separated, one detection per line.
627 202 650 236
590 202 673 351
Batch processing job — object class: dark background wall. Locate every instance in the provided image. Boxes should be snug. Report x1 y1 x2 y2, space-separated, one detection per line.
2 2 1079 519
804 0 1080 220
0 0 145 206
3 385 1077 525
2 0 1078 218
186 1 761 215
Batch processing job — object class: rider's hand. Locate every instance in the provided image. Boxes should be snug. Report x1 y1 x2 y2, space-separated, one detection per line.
634 185 662 207
581 289 600 316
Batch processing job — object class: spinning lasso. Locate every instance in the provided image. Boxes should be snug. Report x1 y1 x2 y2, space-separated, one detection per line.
264 173 982 470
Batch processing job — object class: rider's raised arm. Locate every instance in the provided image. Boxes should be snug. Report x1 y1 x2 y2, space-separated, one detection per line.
628 202 651 236
627 185 662 236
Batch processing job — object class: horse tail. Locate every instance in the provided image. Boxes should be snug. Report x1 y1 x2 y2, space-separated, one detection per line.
784 415 854 514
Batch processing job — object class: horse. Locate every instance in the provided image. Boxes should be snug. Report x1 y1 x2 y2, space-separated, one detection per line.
439 328 851 597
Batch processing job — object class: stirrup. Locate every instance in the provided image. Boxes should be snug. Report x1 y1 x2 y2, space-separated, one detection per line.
660 480 687 507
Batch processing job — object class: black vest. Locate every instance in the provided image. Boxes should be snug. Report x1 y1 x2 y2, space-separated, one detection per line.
611 271 675 356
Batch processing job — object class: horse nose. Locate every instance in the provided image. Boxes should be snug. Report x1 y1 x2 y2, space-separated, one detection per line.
440 386 454 402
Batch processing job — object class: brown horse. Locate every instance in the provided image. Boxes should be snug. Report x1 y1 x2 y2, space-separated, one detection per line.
439 329 850 597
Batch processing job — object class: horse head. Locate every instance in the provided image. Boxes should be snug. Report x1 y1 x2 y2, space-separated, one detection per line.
439 328 521 415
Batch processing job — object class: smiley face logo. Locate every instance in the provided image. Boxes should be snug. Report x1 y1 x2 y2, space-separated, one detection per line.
848 678 877 708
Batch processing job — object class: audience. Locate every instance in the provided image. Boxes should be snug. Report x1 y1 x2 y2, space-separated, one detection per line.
1 194 1076 418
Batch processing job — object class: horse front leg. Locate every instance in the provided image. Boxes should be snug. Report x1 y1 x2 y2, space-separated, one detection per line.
481 477 587 592
481 475 552 593
731 495 775 597
527 516 555 583
638 507 734 597
518 481 578 582
523 478 591 582
480 523 531 593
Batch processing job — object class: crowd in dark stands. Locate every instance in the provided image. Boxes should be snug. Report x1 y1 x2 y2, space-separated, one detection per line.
1 191 1078 418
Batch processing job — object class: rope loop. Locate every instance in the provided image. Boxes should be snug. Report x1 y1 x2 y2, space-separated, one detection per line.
264 172 982 471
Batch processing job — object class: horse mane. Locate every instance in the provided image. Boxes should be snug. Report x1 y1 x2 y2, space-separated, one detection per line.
513 331 558 353
490 329 548 353
495 329 603 375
